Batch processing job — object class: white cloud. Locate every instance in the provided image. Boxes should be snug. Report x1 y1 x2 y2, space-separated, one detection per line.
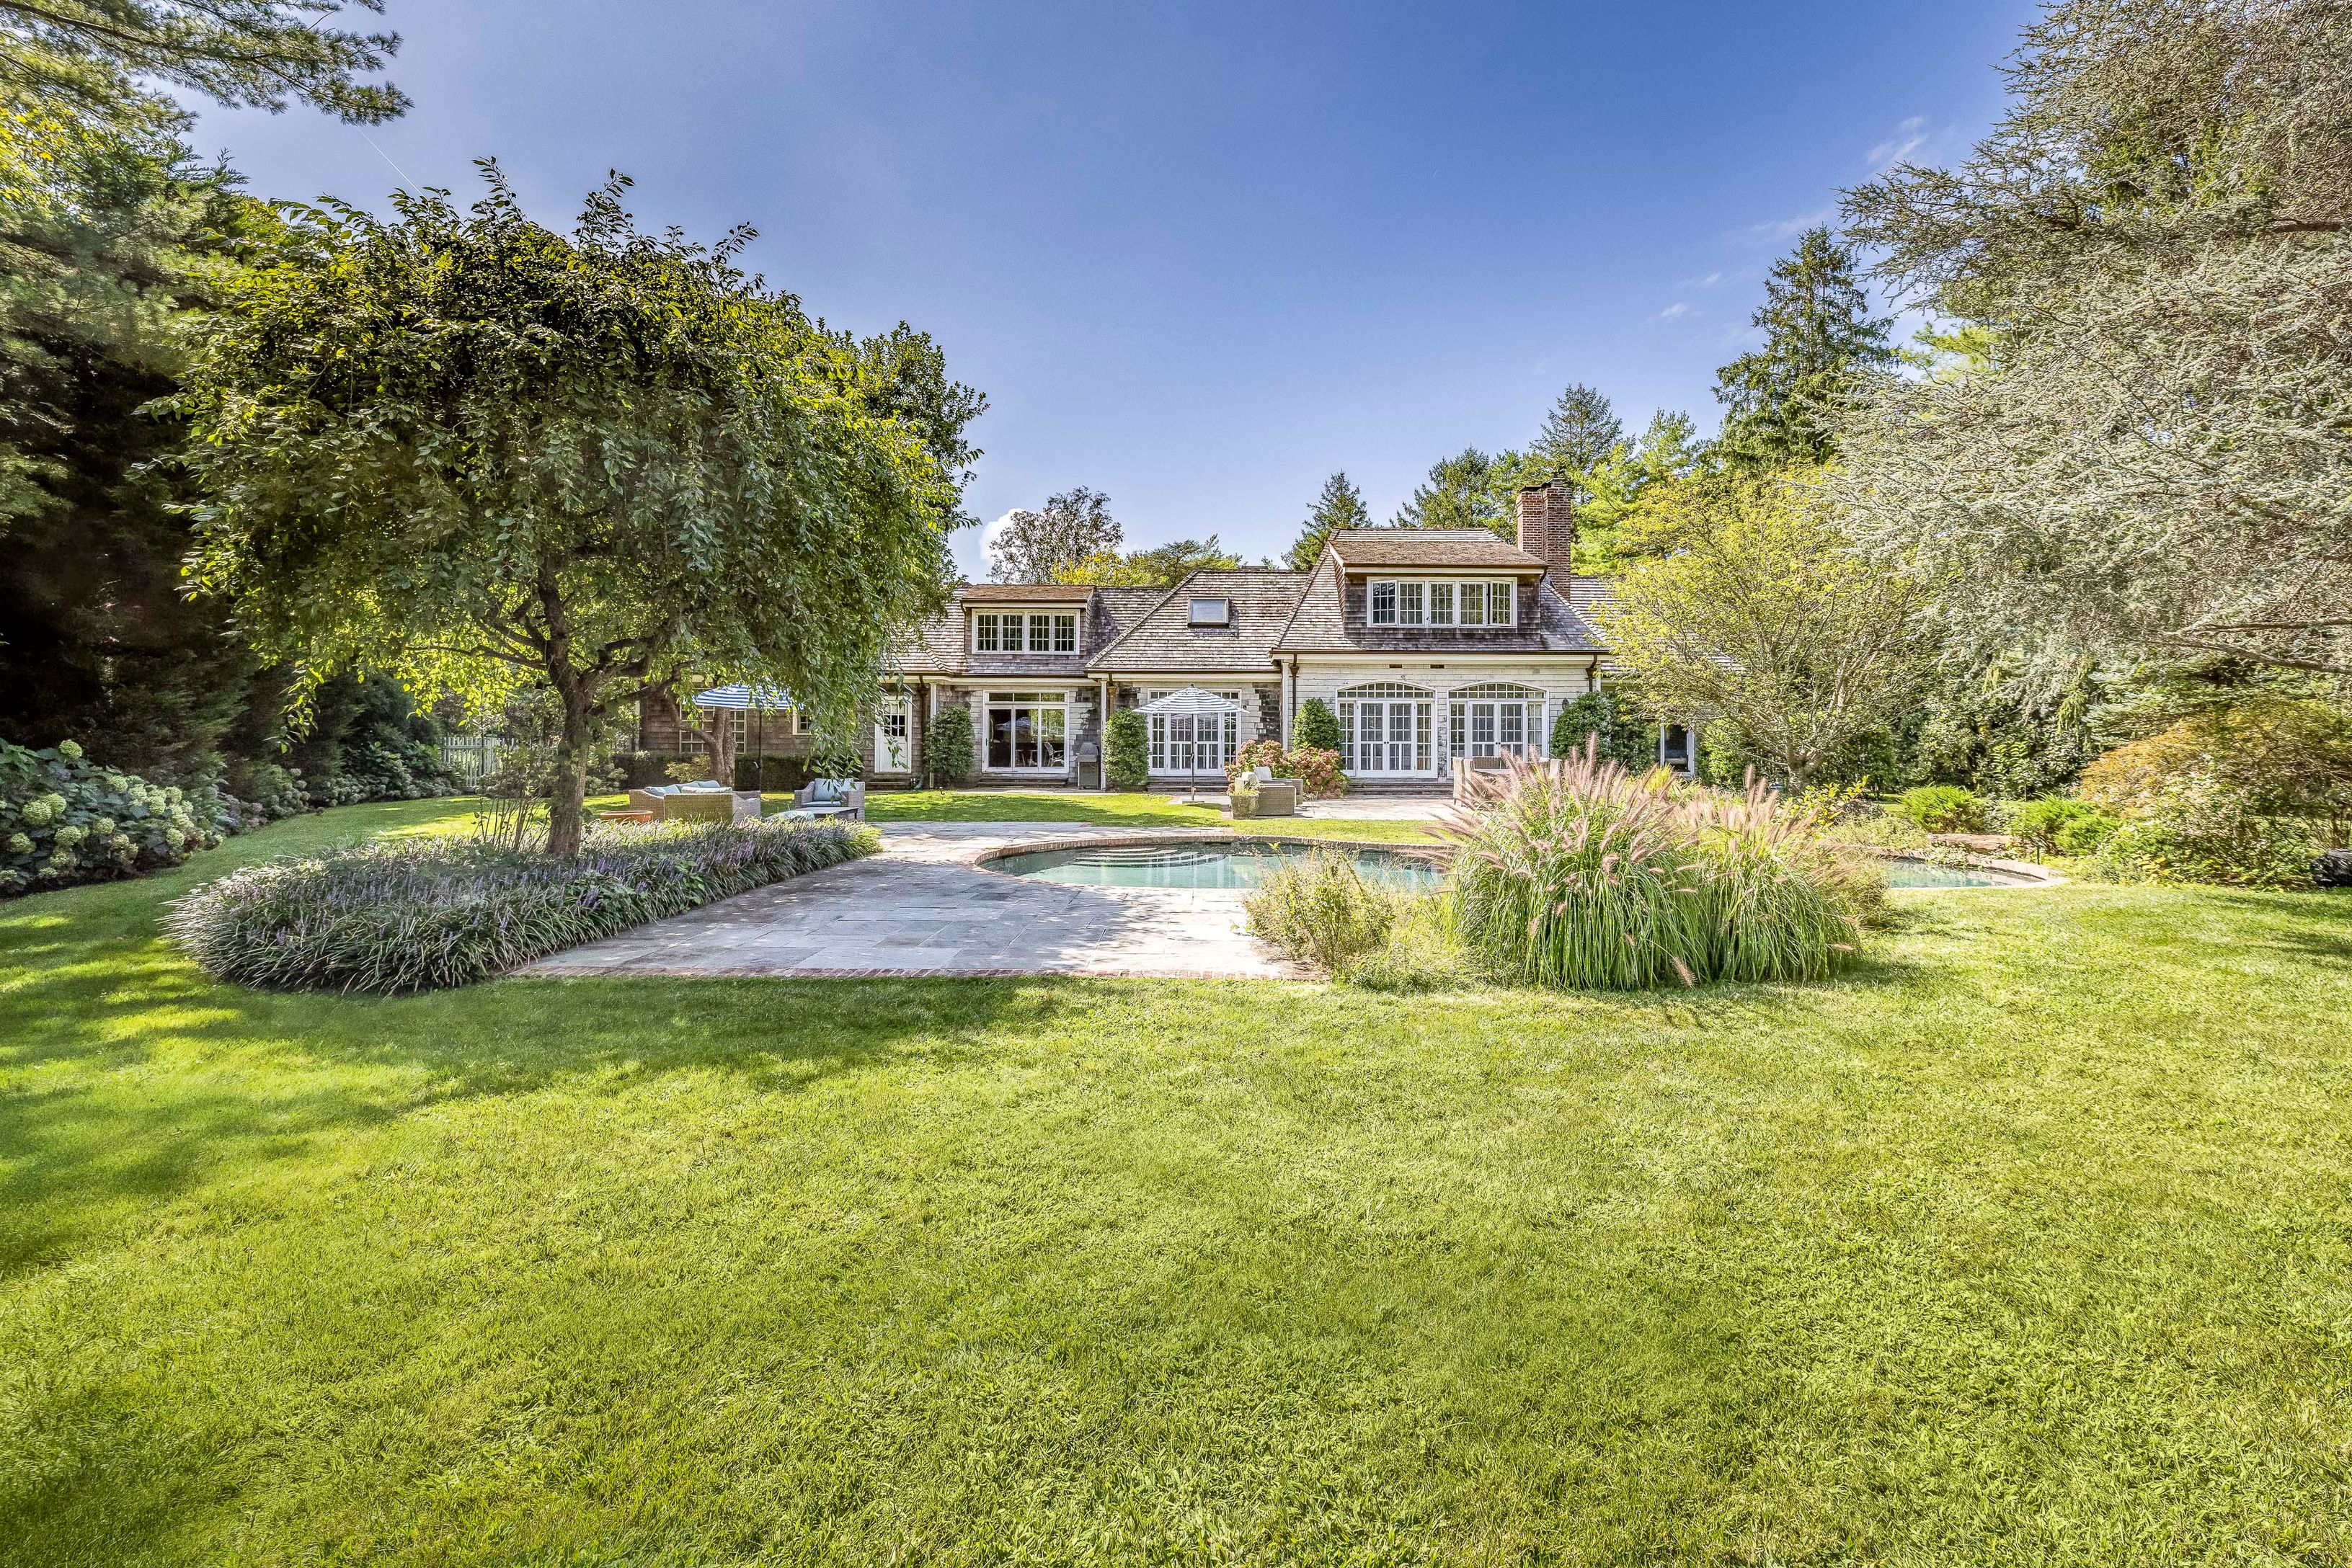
1866 115 1930 170
1741 207 1835 244
1656 301 1692 321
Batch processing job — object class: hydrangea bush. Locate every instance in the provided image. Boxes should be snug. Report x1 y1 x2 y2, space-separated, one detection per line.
1 739 220 897
1223 739 1346 798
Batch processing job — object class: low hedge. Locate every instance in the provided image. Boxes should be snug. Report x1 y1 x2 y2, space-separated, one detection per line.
165 817 879 994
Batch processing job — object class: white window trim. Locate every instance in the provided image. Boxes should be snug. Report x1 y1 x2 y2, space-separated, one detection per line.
972 610 1080 654
1365 578 1517 628
980 689 1072 774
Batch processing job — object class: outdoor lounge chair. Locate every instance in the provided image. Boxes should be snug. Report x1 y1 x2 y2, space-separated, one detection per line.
778 777 865 822
1230 765 1300 819
627 783 763 824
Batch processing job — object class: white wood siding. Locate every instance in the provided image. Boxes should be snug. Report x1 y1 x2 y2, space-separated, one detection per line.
1290 659 1597 773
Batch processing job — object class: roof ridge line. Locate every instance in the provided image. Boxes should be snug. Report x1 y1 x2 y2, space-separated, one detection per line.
1083 571 1197 672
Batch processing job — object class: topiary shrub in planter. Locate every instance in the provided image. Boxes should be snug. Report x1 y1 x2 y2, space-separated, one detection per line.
166 817 879 993
2 739 221 897
928 703 974 784
1447 751 1876 990
1294 699 1341 754
1894 784 1989 834
1106 710 1149 790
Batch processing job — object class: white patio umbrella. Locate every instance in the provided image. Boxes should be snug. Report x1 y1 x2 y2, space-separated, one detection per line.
1134 687 1244 802
692 684 794 792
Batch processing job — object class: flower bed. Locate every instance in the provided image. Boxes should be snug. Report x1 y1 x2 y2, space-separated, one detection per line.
165 818 877 994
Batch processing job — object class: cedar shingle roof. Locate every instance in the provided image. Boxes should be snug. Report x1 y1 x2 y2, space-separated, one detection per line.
954 583 1097 602
1086 568 1308 674
1328 528 1548 570
890 584 1168 677
1272 553 1611 655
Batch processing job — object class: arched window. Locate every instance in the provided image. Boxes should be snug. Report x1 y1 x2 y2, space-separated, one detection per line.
1446 683 1545 762
1336 682 1433 774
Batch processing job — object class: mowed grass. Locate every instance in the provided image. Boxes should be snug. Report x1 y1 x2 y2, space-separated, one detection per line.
3 803 2351 1563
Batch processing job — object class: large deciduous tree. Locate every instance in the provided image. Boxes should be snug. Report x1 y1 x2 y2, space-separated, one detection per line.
1602 472 1942 788
1837 0 2352 677
988 485 1119 582
1055 535 1241 587
1713 227 1893 468
175 166 983 854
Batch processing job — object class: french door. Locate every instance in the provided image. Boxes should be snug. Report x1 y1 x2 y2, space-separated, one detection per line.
1337 685 1432 775
1447 685 1545 763
1145 690 1241 776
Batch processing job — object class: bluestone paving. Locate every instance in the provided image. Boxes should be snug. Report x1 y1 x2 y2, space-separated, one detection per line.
518 821 1310 980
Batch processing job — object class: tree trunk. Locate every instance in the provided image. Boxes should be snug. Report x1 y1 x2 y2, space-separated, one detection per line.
546 688 596 858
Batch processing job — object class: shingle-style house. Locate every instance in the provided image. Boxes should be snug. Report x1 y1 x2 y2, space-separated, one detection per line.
636 480 1690 790
879 480 1679 789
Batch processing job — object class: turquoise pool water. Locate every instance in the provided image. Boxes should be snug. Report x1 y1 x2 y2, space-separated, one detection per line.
1882 858 2038 888
988 841 1447 891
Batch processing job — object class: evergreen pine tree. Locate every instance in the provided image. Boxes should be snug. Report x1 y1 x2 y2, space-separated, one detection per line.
1713 228 1893 467
1533 382 1624 499
1286 471 1370 570
1390 448 1506 535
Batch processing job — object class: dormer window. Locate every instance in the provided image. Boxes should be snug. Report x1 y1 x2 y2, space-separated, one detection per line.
974 610 1078 653
1367 578 1516 628
1188 597 1231 628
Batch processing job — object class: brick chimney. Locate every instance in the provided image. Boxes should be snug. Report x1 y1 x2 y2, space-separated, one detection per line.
1514 480 1575 598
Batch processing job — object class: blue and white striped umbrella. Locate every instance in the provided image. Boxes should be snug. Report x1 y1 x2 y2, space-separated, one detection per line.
691 683 793 710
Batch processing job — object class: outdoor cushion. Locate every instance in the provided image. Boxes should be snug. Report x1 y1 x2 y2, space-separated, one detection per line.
811 778 849 804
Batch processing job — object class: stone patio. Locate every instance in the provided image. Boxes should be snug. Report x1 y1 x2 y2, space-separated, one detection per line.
517 823 1312 980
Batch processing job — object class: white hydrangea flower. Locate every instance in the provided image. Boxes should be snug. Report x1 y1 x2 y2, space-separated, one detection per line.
6 833 30 855
56 739 81 760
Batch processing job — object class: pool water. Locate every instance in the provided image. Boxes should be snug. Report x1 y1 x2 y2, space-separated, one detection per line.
1882 858 2036 888
989 841 1447 891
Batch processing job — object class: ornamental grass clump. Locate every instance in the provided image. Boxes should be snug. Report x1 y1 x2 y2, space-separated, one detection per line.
166 817 877 994
1445 749 1874 991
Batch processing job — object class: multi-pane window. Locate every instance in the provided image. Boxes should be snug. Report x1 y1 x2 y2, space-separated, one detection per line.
984 691 1068 770
973 611 1078 652
1447 683 1545 762
1142 688 1242 774
1366 579 1517 628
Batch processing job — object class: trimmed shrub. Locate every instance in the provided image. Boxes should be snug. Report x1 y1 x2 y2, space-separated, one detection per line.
1550 690 1655 774
928 703 975 784
1294 699 1341 753
2054 808 2122 858
1244 849 1398 974
2 738 221 897
614 751 698 789
1106 710 1149 790
165 817 879 993
1447 752 1873 991
2007 797 2103 856
1894 784 1989 834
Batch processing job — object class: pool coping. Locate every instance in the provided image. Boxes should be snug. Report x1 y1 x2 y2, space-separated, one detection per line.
1867 847 2068 889
967 831 1452 881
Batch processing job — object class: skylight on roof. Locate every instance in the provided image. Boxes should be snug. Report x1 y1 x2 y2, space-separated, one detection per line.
1188 597 1231 627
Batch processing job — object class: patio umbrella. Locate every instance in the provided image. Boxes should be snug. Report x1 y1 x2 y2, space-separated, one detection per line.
1134 687 1244 803
692 684 793 793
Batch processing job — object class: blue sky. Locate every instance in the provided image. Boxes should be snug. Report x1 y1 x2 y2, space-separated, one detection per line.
181 1 2040 575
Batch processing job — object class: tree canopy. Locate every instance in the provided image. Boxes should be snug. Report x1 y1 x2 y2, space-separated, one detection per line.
0 0 406 124
1714 227 1891 467
1287 470 1369 570
1835 0 2352 677
1603 471 1943 788
175 166 983 852
1055 535 1241 587
1391 447 1507 533
988 485 1119 582
1532 380 1624 498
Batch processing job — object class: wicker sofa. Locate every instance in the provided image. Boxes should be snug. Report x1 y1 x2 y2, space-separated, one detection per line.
626 783 763 824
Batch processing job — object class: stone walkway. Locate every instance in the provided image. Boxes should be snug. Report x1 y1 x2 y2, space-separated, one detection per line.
517 823 1310 981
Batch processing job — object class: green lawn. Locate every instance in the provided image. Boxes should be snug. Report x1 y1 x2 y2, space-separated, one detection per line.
4 802 2351 1563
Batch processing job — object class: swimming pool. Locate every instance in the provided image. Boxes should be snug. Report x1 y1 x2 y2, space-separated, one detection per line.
986 839 1447 891
1881 858 2042 888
